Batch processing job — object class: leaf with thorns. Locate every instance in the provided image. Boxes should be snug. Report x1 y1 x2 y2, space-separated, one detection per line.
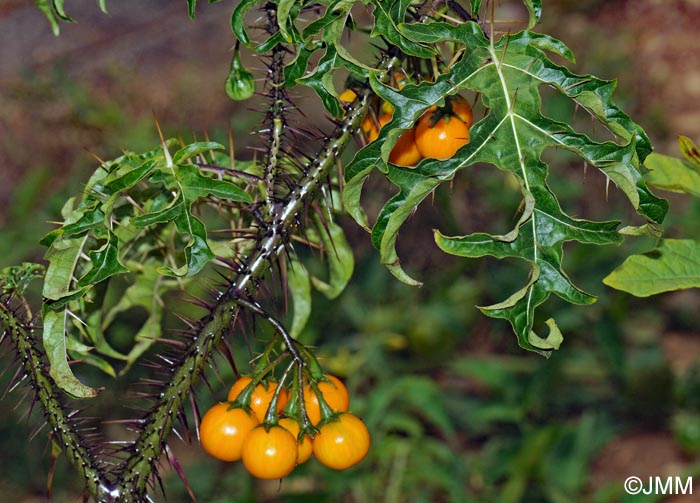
343 19 667 354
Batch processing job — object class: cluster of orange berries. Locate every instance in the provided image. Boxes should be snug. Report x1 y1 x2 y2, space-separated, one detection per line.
199 374 370 479
340 72 474 166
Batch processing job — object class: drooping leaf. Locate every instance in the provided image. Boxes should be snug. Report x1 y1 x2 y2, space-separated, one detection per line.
343 22 666 354
287 257 311 338
308 217 354 299
187 0 196 19
231 0 263 46
35 0 60 35
101 262 174 372
277 0 299 43
51 0 74 22
283 43 319 86
34 0 108 34
297 45 350 118
79 310 127 362
603 239 700 297
42 307 99 398
43 236 88 302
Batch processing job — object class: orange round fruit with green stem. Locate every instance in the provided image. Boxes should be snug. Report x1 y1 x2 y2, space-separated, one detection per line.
199 404 259 462
302 374 350 425
279 417 314 464
227 376 288 422
414 109 470 160
241 424 299 479
313 413 370 470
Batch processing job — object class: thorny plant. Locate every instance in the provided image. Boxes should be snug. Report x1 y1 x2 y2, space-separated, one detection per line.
1 0 668 501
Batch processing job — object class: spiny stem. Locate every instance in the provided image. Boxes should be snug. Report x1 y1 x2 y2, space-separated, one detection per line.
261 5 288 219
0 300 110 499
112 76 373 502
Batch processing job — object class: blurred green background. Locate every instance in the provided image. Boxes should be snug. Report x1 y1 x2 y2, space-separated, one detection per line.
2 1 700 502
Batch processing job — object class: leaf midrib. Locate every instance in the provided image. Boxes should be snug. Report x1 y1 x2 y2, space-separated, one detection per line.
489 43 537 330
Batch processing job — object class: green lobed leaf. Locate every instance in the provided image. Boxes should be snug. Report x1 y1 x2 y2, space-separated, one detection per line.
78 230 129 286
298 45 346 118
131 160 250 277
371 0 436 58
283 43 319 86
302 0 349 39
603 239 700 297
291 0 370 107
104 158 158 193
173 165 249 204
344 21 666 353
321 1 371 74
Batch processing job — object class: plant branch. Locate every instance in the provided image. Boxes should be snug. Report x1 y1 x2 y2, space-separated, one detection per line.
110 76 373 501
0 297 111 500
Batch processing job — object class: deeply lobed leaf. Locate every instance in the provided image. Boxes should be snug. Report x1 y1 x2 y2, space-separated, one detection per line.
342 21 666 354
